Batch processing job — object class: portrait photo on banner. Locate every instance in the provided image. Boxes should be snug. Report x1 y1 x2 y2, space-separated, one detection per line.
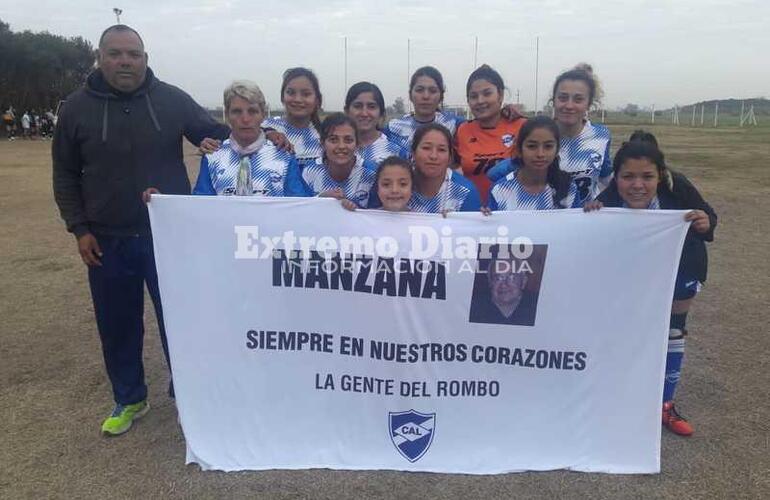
468 243 548 327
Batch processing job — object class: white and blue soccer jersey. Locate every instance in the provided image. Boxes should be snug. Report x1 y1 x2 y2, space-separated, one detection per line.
384 111 465 151
358 132 409 166
193 139 305 196
300 156 378 208
559 120 612 205
262 116 322 167
407 170 481 213
488 171 580 211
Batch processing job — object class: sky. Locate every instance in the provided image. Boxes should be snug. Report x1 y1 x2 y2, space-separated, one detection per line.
1 0 769 112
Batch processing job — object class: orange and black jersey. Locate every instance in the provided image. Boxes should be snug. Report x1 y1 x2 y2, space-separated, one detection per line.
454 117 526 204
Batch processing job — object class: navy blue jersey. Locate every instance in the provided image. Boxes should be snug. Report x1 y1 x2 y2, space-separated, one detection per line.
301 156 378 208
262 116 322 167
488 171 580 210
384 111 465 151
407 170 481 213
358 132 409 166
193 138 305 196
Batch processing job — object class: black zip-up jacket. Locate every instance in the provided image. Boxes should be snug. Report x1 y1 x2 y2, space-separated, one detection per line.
597 170 717 283
52 68 230 237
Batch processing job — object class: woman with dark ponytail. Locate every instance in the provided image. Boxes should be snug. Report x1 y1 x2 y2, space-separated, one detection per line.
262 67 324 166
487 116 578 211
586 131 717 436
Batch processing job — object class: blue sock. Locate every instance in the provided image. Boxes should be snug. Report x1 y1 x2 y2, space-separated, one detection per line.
664 314 688 402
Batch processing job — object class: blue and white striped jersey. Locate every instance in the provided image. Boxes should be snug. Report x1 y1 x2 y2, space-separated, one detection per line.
301 156 378 208
407 170 481 213
559 120 612 205
358 132 409 166
193 138 305 196
262 116 322 167
488 171 581 211
384 111 465 151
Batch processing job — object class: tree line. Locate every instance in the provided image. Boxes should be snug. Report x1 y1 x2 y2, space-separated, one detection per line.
0 19 94 113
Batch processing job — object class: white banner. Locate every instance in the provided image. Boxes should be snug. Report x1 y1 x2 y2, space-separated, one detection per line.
149 196 689 474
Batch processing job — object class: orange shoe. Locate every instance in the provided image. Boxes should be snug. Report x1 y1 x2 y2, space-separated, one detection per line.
662 401 694 436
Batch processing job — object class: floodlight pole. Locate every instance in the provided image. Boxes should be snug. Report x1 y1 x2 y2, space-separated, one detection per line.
344 36 348 92
691 105 696 126
534 36 539 114
651 104 655 124
700 104 705 125
407 38 411 113
113 8 122 24
473 36 478 69
714 101 719 127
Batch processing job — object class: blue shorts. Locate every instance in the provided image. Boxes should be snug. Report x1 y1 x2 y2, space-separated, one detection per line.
674 274 702 300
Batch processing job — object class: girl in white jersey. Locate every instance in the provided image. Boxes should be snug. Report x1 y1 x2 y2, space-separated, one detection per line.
261 67 324 166
487 64 612 206
384 66 465 150
344 82 408 165
487 116 579 211
300 113 378 208
341 156 413 212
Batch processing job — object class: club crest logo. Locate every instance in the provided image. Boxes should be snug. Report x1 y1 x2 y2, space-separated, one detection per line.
502 134 515 148
389 409 436 462
590 152 602 167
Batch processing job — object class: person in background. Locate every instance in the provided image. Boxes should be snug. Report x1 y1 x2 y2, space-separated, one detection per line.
585 131 717 436
487 63 611 207
300 113 378 208
487 116 579 211
52 24 230 436
344 81 408 165
341 156 413 212
454 64 526 204
187 80 304 197
384 66 465 150
404 123 481 214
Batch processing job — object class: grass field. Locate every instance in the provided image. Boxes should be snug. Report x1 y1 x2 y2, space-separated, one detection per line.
1 124 769 498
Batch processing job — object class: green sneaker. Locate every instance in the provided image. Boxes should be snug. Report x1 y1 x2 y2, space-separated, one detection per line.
101 401 150 436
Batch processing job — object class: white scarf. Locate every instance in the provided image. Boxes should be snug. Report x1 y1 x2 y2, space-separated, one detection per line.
229 132 266 156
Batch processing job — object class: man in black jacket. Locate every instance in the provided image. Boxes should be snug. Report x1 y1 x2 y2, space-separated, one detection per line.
52 24 229 436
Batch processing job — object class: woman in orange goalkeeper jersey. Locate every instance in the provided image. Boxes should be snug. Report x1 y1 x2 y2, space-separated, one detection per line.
454 65 526 205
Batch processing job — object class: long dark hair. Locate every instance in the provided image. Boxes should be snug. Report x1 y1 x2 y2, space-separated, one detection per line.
516 116 572 207
409 66 446 106
411 123 454 164
320 113 358 144
613 132 671 191
466 64 504 97
281 67 323 132
344 81 385 116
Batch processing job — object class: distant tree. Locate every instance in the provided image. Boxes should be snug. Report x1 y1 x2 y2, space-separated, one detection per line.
393 97 406 115
623 103 640 116
0 19 94 112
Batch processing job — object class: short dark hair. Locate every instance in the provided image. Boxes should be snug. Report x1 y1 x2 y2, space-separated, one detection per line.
410 123 454 163
344 81 385 116
612 138 667 178
466 64 504 97
376 156 414 185
409 66 446 103
320 112 358 144
628 129 659 148
98 25 144 49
